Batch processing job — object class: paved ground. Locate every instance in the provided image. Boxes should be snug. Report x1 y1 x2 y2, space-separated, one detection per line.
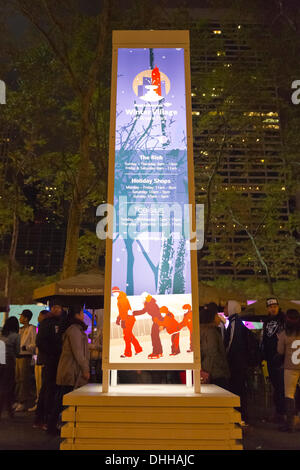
0 407 299 451
0 412 60 450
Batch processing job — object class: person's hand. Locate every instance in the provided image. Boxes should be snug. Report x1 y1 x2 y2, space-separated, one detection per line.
83 371 90 381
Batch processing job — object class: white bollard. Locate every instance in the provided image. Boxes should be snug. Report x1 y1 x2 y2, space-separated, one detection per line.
111 369 118 387
186 370 192 387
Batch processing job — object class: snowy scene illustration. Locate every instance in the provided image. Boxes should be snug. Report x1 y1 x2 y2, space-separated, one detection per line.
110 48 194 364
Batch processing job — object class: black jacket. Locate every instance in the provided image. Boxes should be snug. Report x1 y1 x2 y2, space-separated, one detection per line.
262 311 285 366
36 316 63 365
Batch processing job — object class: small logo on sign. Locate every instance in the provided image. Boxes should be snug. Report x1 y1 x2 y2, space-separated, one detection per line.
133 67 170 102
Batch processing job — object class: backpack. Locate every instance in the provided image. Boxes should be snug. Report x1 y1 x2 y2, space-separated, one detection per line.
245 327 261 368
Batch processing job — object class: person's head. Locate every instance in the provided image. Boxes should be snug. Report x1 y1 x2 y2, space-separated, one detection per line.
182 304 191 314
224 300 241 318
199 308 215 325
68 304 84 323
50 304 63 317
1 316 19 337
38 310 49 324
204 302 220 325
112 286 120 298
266 298 279 316
160 306 168 317
285 309 300 336
19 309 33 325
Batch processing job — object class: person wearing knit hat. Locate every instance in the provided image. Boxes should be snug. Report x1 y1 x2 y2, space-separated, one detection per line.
277 309 300 432
262 297 286 423
224 300 249 425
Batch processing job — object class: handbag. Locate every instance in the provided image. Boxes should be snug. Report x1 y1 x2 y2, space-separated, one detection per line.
200 369 211 384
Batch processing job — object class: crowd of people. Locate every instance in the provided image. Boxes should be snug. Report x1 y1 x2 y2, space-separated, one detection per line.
199 297 300 432
0 297 300 435
0 304 101 435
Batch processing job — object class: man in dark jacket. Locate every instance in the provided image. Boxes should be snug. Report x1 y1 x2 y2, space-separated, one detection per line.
261 297 285 422
224 300 249 425
35 304 64 429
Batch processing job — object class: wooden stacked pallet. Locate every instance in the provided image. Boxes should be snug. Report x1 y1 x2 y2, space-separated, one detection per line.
60 383 243 450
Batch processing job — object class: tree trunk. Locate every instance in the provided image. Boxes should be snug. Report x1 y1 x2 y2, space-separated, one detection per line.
230 210 275 295
61 96 93 279
61 197 82 279
4 210 19 320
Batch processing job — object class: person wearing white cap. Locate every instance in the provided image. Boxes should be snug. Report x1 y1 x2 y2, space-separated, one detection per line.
224 300 249 425
261 297 286 423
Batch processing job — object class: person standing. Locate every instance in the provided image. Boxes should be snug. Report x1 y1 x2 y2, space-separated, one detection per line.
35 304 63 429
200 307 230 389
224 300 249 425
15 310 36 412
47 305 90 435
261 297 286 423
32 310 50 428
0 317 20 419
277 309 300 432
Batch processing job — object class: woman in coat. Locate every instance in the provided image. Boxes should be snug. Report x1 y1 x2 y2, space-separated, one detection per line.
0 316 20 419
56 306 90 389
47 305 90 435
200 307 230 389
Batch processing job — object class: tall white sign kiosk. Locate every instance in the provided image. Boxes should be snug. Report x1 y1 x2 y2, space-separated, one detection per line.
60 31 242 451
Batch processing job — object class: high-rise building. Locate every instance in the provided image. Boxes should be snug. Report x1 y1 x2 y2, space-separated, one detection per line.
187 14 286 280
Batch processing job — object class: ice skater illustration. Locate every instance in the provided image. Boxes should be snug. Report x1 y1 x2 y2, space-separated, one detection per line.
179 303 193 353
154 306 181 356
112 286 142 358
132 292 163 359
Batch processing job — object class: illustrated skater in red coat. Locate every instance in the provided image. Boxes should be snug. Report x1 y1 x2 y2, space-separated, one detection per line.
112 286 142 358
179 304 193 353
154 306 181 356
132 293 163 359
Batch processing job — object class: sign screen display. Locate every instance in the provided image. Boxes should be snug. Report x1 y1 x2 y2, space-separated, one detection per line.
109 47 194 364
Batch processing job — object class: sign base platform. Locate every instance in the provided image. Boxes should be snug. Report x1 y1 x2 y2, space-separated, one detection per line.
60 383 243 450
